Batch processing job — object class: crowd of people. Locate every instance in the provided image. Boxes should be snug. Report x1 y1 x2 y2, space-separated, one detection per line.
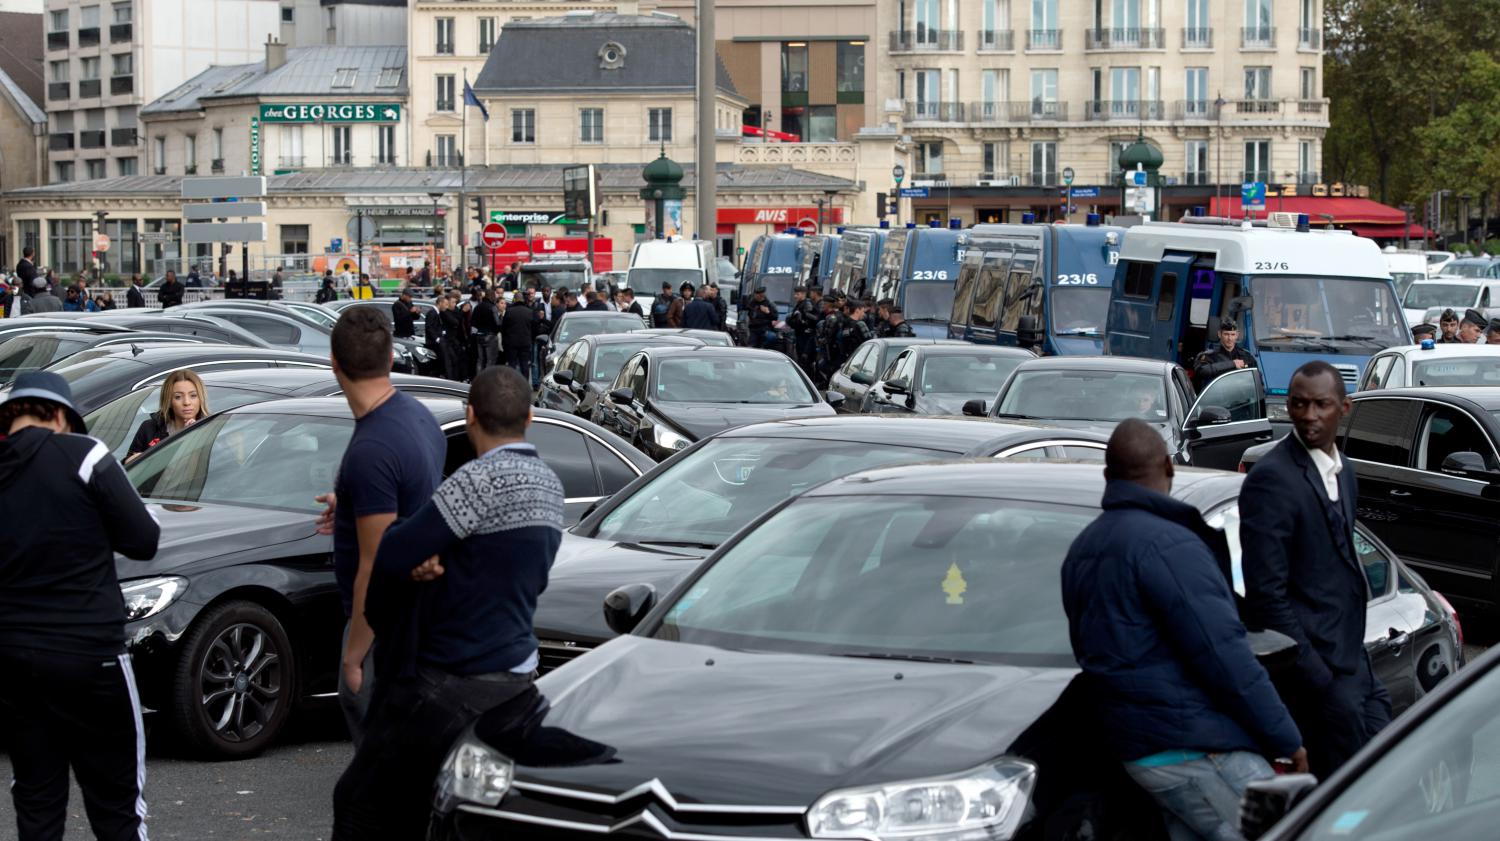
782 286 914 385
1411 307 1500 344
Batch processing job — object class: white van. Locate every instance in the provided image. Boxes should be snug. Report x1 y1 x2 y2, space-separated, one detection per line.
1381 248 1429 302
626 240 717 321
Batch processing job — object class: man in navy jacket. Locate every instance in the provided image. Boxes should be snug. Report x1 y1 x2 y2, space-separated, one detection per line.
1242 361 1390 779
1062 419 1304 840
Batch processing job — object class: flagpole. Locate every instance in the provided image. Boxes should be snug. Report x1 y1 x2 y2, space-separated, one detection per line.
460 68 469 276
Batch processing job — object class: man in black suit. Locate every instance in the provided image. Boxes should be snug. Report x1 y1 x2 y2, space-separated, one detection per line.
500 292 535 380
126 274 146 308
1241 360 1390 780
14 246 37 289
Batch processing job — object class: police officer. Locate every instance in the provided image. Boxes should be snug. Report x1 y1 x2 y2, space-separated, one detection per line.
1193 318 1257 386
886 305 916 338
1437 309 1462 343
786 286 820 376
873 299 896 337
1411 323 1438 344
815 293 846 382
746 286 779 349
840 298 875 362
1460 308 1488 343
0 372 161 841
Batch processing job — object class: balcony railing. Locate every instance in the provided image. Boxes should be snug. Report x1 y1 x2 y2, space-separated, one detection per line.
279 156 305 168
328 152 353 167
1086 27 1166 49
1241 26 1276 48
79 130 105 149
1173 99 1218 120
1025 100 1067 121
46 30 69 50
1297 99 1325 114
977 29 1015 51
889 29 964 52
79 79 100 98
111 127 137 146
435 41 454 55
1233 98 1280 115
1298 27 1322 49
425 151 465 168
47 81 69 100
211 159 224 173
1029 172 1059 186
49 132 74 151
1243 170 1272 184
153 166 166 175
184 164 197 174
1182 27 1213 48
968 101 1008 123
904 101 964 122
1085 100 1166 121
111 75 133 95
435 99 456 112
78 27 100 47
1181 171 1212 186
1026 29 1063 50
110 22 132 42
976 172 1016 185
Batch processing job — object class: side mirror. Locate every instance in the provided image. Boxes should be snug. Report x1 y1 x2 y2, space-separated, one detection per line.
603 583 657 636
1016 314 1043 348
553 369 575 388
850 371 874 386
608 387 635 405
1441 451 1499 480
962 399 987 417
824 390 846 409
1240 774 1318 841
1187 405 1233 429
884 378 910 395
1230 295 1255 314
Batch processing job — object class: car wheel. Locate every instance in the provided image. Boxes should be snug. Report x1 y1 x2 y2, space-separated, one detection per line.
1416 642 1453 694
170 600 296 759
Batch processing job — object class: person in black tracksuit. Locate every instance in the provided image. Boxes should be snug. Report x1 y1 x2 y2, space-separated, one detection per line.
0 371 161 841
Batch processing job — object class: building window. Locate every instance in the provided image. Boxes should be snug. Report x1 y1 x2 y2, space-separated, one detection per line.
378 124 396 164
580 108 603 143
1300 66 1316 100
279 124 304 168
17 220 39 258
112 53 132 76
85 159 106 180
281 225 310 268
1298 140 1315 182
982 141 1008 178
1244 66 1272 103
511 108 535 143
1029 68 1058 117
212 127 223 161
436 75 456 111
913 68 941 119
435 135 457 166
837 41 865 101
48 219 87 274
81 57 100 81
152 136 165 172
648 108 672 142
331 67 357 88
377 66 401 88
81 5 100 27
917 140 943 176
1185 140 1209 184
435 17 454 54
54 161 73 181
1244 139 1271 182
49 9 68 30
781 42 808 93
102 219 138 274
185 134 197 171
1031 140 1056 185
1185 67 1208 116
1244 0 1273 40
331 125 352 165
50 60 68 82
117 156 136 176
479 17 497 53
280 5 294 23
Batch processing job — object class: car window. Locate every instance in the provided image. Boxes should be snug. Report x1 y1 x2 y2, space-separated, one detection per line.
843 345 872 378
1000 446 1049 460
969 253 1009 330
588 436 639 494
529 421 602 499
1190 368 1262 423
919 353 1025 395
85 385 276 460
999 261 1035 332
1418 405 1497 472
1344 400 1422 467
999 369 1167 423
0 335 92 384
1411 356 1500 388
1385 360 1407 388
1363 355 1395 390
1354 529 1393 598
223 314 300 345
444 428 476 476
128 413 351 512
655 357 816 404
628 359 649 400
1061 444 1107 461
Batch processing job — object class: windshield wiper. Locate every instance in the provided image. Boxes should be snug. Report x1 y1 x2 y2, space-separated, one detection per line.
833 651 976 665
635 539 719 550
1055 328 1102 336
1324 335 1387 347
994 412 1036 419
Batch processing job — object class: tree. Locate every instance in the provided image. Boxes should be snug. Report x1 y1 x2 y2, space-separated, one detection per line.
1416 52 1500 200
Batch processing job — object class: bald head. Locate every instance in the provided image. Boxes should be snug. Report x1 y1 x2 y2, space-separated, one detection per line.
1104 418 1174 493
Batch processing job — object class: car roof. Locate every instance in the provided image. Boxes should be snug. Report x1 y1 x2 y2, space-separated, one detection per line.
1413 276 1486 285
557 310 640 320
585 333 704 347
712 414 1112 452
907 344 1035 358
1010 355 1177 374
636 345 791 361
220 395 578 427
1383 344 1500 357
807 459 1239 505
1355 386 1500 411
866 337 968 348
58 344 327 366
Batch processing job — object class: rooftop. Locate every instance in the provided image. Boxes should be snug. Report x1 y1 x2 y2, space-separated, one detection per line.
141 45 407 115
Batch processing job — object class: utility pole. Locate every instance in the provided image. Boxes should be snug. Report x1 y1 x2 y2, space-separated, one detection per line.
695 0 716 245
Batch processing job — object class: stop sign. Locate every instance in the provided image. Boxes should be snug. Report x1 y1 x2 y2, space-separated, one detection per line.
481 222 508 249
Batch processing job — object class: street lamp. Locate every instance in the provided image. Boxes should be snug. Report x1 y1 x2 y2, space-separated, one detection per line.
427 191 444 271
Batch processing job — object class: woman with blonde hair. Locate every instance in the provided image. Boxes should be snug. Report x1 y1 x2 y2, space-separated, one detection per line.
126 368 209 462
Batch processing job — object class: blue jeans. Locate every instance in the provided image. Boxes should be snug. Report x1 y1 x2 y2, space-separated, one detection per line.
1124 751 1273 841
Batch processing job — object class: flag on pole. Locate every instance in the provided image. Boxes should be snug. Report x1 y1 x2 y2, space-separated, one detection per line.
463 80 489 121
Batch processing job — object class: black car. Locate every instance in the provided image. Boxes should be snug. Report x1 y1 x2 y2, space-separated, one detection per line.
827 337 967 413
0 317 133 344
590 345 840 460
83 367 468 460
430 461 1459 840
165 305 331 357
92 311 276 348
537 333 704 419
631 327 735 347
0 330 225 386
978 356 1272 470
542 311 648 378
318 298 442 374
867 344 1035 415
117 396 652 758
1238 387 1500 617
26 344 331 413
326 297 439 337
531 415 1113 671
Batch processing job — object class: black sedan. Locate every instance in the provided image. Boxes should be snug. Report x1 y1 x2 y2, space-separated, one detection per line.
118 396 652 758
631 327 735 347
0 329 225 386
867 344 1035 415
828 337 968 413
91 311 276 348
531 415 1111 671
542 311 648 378
430 462 1462 840
590 346 840 460
978 356 1273 470
0 317 133 344
536 333 704 419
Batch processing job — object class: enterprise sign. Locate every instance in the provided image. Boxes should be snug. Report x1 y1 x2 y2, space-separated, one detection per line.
259 103 402 123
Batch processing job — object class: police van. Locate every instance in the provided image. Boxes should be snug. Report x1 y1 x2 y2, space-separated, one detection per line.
947 215 1124 354
797 233 842 289
738 233 804 331
828 226 888 300
869 221 968 338
1105 213 1407 426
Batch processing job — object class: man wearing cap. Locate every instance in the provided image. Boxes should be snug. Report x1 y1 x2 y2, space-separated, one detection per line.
1438 309 1463 343
886 305 916 338
1193 319 1257 386
1460 309 1488 344
1487 320 1500 346
651 282 675 327
23 275 62 314
1411 323 1438 343
0 371 161 841
746 286 779 349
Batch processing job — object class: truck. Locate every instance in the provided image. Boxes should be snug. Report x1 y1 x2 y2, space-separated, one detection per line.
1104 213 1408 427
869 221 968 339
947 216 1125 355
796 233 841 289
828 226 888 300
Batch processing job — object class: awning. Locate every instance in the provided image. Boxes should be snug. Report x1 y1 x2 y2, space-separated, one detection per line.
1206 196 1429 239
1345 223 1431 239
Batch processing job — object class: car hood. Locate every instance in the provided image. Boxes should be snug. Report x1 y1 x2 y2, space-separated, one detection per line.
654 401 836 440
536 533 707 644
1257 349 1371 392
115 500 323 578
516 636 1076 806
1051 335 1105 355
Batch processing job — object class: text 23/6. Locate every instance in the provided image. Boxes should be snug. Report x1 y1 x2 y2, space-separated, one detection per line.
1055 273 1100 285
1254 261 1290 271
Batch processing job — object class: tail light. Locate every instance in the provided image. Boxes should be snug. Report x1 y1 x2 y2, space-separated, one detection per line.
1434 591 1463 649
1237 461 1248 474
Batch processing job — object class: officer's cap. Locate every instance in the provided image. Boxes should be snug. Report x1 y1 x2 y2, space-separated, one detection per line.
1411 323 1437 339
1463 308 1487 328
1219 318 1239 332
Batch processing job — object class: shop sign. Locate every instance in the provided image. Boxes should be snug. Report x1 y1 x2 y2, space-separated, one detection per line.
249 117 260 175
717 207 845 225
489 210 580 226
259 103 402 123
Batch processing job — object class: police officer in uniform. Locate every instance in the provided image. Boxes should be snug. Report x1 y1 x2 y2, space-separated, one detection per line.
839 299 875 363
1193 318 1257 386
786 286 820 377
1459 308 1488 344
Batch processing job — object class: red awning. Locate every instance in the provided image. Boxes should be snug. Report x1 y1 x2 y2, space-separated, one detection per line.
1345 223 1431 239
1206 195 1412 225
742 125 801 142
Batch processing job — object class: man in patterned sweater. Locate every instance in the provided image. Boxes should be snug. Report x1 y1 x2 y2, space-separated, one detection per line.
331 365 565 839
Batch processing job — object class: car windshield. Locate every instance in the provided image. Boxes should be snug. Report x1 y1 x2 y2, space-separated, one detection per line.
1389 272 1425 300
652 494 1091 666
998 369 1168 423
286 304 337 328
49 355 134 386
627 268 702 297
1405 283 1479 310
1443 260 1494 278
1411 357 1500 387
84 384 277 460
593 438 946 546
1253 276 1408 348
1050 287 1111 336
655 357 817 404
128 412 352 512
556 314 641 345
902 283 957 322
520 267 588 290
920 353 1026 394
591 342 665 383
0 334 93 384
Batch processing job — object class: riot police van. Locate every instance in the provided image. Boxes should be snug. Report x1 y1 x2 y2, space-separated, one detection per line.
797 233 841 289
1105 213 1407 428
870 221 968 338
738 233 804 334
828 226 888 300
947 215 1124 355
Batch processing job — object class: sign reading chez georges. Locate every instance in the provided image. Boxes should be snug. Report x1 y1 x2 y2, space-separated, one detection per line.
258 103 402 123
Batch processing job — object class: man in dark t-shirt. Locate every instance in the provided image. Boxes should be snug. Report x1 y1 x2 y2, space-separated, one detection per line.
316 308 445 746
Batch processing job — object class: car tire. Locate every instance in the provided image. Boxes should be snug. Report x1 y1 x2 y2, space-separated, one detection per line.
1416 642 1453 694
170 600 297 759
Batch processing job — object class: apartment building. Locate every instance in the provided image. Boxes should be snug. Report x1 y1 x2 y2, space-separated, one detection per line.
277 0 408 48
877 0 1328 222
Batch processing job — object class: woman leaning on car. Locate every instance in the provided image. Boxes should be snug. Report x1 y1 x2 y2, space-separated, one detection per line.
126 368 209 463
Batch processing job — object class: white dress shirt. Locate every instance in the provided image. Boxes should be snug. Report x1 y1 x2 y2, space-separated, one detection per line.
1294 429 1342 502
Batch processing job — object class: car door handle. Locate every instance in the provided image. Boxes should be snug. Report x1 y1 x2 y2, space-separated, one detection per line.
1389 489 1412 498
1384 628 1410 651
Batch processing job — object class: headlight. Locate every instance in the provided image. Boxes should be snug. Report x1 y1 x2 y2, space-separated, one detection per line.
434 736 513 811
1266 397 1290 423
806 758 1037 840
120 576 187 622
412 346 436 362
651 423 692 452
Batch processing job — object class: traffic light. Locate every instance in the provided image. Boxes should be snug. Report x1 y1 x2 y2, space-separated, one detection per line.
876 192 888 217
471 195 487 228
93 210 109 232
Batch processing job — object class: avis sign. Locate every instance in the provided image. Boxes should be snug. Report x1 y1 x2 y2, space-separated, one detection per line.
258 103 402 123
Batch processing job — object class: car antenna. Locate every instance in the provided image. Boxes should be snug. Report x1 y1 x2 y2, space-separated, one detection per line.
131 343 143 356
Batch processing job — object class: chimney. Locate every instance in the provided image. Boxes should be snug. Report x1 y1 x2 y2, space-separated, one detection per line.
617 0 639 15
265 36 287 72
